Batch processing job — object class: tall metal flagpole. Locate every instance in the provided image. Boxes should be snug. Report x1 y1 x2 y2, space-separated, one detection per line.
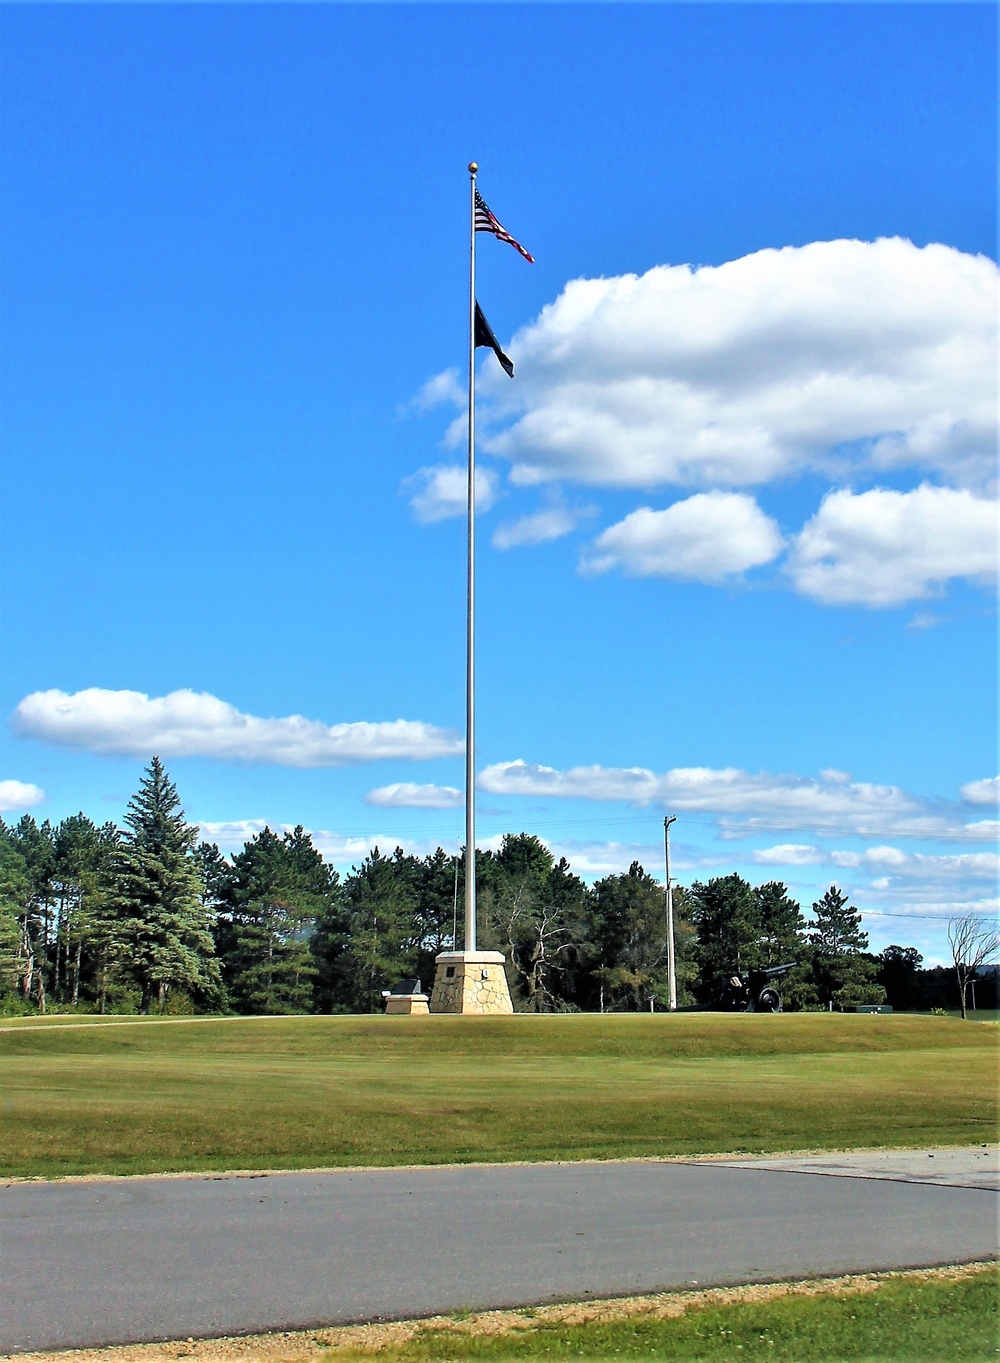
465 161 479 953
664 815 677 1011
426 165 513 1013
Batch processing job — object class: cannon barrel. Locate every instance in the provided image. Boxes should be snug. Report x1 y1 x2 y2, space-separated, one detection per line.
757 962 797 979
720 962 798 1012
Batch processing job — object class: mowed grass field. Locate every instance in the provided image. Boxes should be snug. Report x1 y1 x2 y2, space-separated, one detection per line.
1 1012 996 1179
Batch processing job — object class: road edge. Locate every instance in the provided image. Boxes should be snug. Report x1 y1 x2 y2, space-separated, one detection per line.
3 1263 994 1363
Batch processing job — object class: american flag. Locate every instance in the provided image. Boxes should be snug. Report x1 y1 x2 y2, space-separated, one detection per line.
475 190 535 263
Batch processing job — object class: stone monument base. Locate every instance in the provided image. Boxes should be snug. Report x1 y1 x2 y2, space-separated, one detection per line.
429 951 514 1014
385 992 429 1015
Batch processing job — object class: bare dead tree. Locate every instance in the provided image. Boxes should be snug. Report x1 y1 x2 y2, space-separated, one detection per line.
947 913 1000 1019
493 882 572 1012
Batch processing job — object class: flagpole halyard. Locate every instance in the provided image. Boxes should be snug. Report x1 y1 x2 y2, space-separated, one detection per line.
465 161 478 954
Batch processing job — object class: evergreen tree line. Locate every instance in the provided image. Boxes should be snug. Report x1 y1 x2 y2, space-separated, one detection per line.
1 758 985 1016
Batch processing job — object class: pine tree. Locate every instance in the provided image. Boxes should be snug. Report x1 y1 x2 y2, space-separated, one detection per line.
7 816 57 1010
52 814 120 1007
412 847 462 969
753 882 806 967
195 841 230 920
0 824 32 1005
81 824 125 1015
110 758 220 1013
808 885 884 1008
489 834 581 1012
752 881 811 1008
218 826 331 1014
588 861 671 1011
327 848 420 1012
689 874 762 1004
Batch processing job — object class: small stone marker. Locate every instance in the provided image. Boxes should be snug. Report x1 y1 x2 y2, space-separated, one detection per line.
383 978 430 1015
429 951 514 1014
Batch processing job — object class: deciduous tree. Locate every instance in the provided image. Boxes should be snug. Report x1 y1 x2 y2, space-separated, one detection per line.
490 835 584 1011
947 913 1000 1019
877 945 923 1011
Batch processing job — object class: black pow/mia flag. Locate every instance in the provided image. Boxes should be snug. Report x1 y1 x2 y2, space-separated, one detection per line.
475 302 515 378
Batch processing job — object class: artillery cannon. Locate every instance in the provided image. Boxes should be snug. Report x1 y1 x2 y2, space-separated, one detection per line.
722 962 797 1013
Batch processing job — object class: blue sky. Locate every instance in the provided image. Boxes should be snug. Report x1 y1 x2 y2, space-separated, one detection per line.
2 3 996 964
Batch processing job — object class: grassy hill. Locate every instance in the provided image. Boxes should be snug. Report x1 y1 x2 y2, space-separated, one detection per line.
1 1012 995 1179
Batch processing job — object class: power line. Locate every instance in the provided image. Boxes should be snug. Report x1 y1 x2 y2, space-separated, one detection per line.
286 808 994 844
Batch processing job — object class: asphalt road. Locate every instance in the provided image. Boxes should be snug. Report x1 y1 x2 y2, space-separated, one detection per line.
2 1156 997 1354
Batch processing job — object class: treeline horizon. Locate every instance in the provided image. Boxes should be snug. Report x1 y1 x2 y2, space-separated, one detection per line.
0 758 989 1018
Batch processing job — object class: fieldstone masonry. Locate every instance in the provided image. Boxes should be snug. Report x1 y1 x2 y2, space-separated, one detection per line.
429 951 514 1014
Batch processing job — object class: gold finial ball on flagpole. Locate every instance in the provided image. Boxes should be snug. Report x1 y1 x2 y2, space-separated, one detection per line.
468 162 478 174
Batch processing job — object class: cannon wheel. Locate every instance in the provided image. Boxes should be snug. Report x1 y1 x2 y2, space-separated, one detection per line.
757 988 782 1013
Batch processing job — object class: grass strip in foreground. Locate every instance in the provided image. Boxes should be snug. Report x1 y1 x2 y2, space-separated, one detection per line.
325 1265 998 1363
2 1013 996 1178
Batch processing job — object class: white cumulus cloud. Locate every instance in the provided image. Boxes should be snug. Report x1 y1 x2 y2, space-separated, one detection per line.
12 688 462 766
962 777 1000 807
789 484 998 606
409 367 464 413
476 238 996 492
750 844 998 881
906 612 945 632
477 759 994 841
365 782 463 809
749 843 825 866
492 502 596 550
543 838 666 879
582 492 783 581
403 464 500 524
862 895 999 928
0 779 45 813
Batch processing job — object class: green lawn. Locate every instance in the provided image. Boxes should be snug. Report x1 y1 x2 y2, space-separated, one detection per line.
1 1012 996 1179
325 1266 999 1363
